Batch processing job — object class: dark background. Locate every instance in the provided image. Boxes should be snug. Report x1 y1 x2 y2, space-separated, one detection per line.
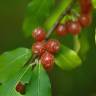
0 0 96 96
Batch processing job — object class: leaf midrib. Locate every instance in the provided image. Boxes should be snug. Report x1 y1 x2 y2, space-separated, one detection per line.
37 64 40 96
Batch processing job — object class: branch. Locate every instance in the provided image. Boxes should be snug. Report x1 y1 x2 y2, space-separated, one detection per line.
25 0 76 66
46 0 76 39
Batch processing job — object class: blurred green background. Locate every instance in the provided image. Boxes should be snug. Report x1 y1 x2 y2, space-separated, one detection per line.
0 0 96 96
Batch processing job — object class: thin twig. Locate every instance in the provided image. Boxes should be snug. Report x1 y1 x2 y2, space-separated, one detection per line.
24 54 37 66
25 0 76 66
46 0 76 39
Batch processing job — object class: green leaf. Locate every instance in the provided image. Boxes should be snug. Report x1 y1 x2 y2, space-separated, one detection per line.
0 48 32 83
26 64 51 96
23 0 54 37
95 29 96 45
55 45 82 70
78 28 91 60
79 10 96 59
0 64 51 96
92 0 96 8
45 0 72 30
0 65 33 96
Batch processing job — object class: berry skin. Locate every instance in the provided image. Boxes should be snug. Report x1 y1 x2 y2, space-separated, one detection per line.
32 28 46 42
79 0 92 14
78 14 92 27
45 39 60 54
41 52 54 70
66 21 81 35
16 82 25 94
55 24 67 36
32 42 45 56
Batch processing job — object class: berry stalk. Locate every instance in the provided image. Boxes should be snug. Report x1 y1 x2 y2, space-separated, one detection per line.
46 0 76 39
25 0 77 66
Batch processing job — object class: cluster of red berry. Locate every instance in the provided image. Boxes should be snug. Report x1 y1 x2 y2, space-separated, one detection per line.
16 0 93 94
32 28 60 70
31 0 92 71
56 0 92 36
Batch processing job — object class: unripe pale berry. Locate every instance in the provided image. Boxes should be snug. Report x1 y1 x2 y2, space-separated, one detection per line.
16 82 25 95
32 28 46 42
41 52 54 70
66 21 81 35
78 14 92 27
55 24 67 36
32 42 45 56
45 39 60 54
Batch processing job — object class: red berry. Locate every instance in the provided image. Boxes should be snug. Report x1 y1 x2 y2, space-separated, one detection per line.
78 14 92 27
32 42 45 56
16 82 25 94
45 39 60 54
32 28 46 42
66 21 81 35
55 24 67 36
41 52 54 70
79 0 92 14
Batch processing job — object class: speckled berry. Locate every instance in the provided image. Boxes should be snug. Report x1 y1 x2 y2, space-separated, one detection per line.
45 39 60 54
32 27 46 42
55 24 67 36
41 52 54 70
32 42 45 56
66 21 81 35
